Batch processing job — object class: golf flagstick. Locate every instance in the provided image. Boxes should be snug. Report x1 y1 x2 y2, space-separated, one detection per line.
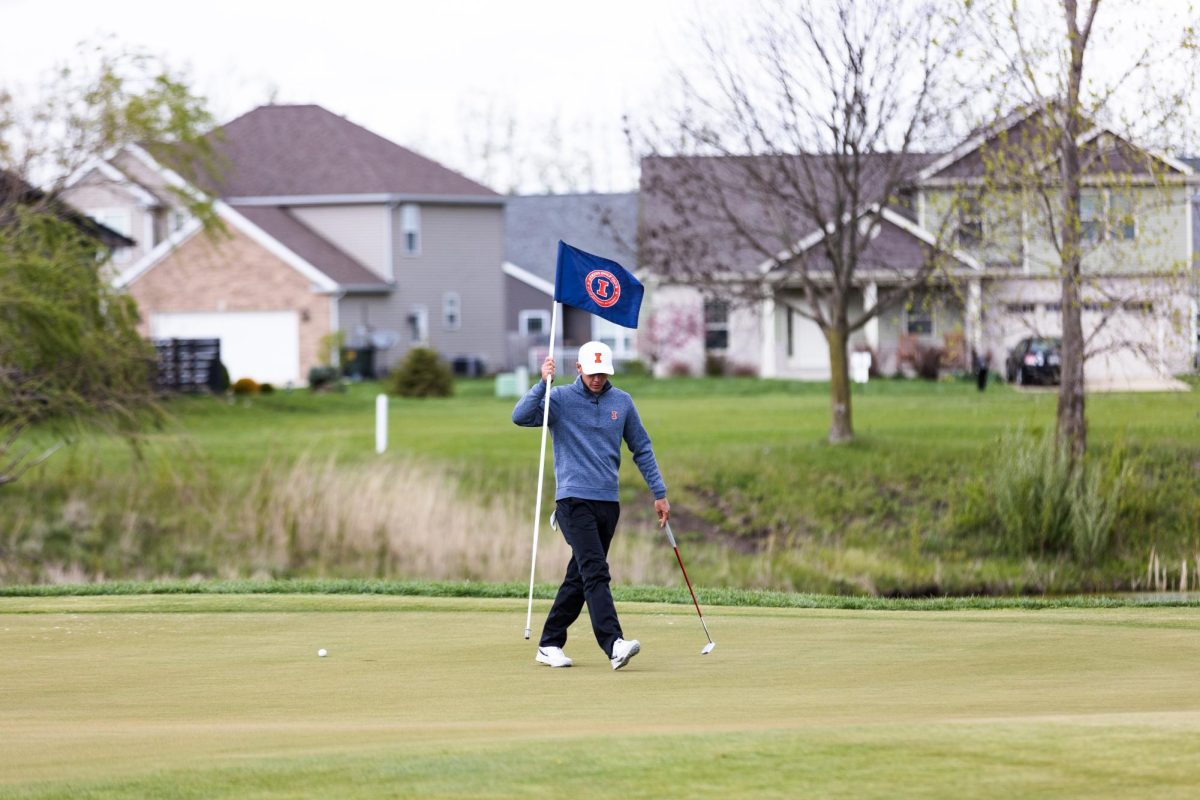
524 301 559 639
664 522 715 654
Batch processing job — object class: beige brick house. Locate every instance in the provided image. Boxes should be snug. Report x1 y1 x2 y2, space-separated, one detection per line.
63 105 505 385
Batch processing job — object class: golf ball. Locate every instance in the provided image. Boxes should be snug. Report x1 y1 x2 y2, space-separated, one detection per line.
318 648 328 658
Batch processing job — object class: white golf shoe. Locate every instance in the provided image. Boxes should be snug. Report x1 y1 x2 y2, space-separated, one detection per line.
535 646 573 668
610 638 641 670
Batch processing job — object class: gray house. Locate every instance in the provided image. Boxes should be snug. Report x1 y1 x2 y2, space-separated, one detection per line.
503 192 639 371
63 104 506 384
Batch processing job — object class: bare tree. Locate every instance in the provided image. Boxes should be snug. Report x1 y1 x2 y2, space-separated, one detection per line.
966 0 1198 461
636 0 969 443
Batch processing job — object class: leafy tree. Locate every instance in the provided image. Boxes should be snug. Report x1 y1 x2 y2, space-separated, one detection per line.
0 45 221 485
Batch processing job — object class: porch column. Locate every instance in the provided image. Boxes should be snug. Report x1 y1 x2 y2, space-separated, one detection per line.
760 293 777 378
863 281 879 351
967 278 983 355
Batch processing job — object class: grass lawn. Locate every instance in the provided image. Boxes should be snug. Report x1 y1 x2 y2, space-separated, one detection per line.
4 376 1199 593
3 592 1200 798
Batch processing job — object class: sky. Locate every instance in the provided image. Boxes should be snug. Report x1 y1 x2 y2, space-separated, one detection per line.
0 0 721 192
2 0 1196 193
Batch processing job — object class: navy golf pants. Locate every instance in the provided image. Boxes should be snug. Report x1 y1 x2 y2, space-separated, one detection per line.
540 498 622 657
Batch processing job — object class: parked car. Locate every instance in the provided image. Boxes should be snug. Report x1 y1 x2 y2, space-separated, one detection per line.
1006 337 1062 386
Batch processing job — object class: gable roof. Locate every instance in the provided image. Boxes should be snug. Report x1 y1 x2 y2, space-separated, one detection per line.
505 192 639 286
1 169 136 248
918 103 1193 181
196 104 499 200
639 153 940 278
231 205 390 290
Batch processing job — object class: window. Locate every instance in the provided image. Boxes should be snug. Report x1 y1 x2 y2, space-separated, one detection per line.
1079 191 1102 243
1005 303 1036 314
400 204 420 256
407 305 428 344
905 307 934 335
518 310 550 337
1109 191 1136 241
442 292 461 330
92 207 133 264
704 299 729 351
1123 301 1153 313
957 192 984 247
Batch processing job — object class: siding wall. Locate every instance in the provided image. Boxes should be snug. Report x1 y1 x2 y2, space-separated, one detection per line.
291 205 391 280
338 203 506 372
922 185 1192 275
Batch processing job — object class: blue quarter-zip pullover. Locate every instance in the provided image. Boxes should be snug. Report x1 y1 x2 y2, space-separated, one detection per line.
512 376 666 502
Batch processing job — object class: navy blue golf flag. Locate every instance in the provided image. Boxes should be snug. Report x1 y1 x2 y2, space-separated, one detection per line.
554 241 644 329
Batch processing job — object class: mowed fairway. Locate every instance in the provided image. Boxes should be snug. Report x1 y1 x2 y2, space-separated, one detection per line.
3 595 1200 798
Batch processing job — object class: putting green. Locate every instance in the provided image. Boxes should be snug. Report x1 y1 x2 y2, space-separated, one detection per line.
2 594 1200 798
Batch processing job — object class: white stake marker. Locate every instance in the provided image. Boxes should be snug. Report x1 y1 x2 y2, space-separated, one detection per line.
376 394 388 454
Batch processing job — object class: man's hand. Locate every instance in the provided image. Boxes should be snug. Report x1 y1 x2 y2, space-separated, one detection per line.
541 356 555 382
655 497 670 528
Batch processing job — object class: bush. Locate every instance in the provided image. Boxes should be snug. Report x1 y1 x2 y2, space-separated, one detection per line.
913 344 944 381
991 432 1129 564
307 365 340 391
391 347 454 398
704 353 727 377
729 363 758 378
667 361 693 377
620 359 652 378
231 377 259 396
258 383 275 395
206 360 230 394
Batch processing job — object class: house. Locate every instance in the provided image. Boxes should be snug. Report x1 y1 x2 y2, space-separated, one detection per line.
638 107 1199 385
1 169 134 252
503 192 639 371
61 104 506 386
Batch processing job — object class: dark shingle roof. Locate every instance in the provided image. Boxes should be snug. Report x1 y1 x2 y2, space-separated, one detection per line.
505 193 639 283
639 153 941 277
204 105 498 199
232 204 391 289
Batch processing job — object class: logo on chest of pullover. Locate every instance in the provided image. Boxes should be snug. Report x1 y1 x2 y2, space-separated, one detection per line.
611 410 618 421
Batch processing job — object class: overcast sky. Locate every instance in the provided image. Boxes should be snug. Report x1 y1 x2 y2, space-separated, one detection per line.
1 0 723 191
2 0 1195 193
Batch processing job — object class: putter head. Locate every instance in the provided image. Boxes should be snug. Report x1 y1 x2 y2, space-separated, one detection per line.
701 642 715 655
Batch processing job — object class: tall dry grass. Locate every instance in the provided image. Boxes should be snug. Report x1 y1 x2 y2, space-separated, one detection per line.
239 456 675 585
1 451 676 586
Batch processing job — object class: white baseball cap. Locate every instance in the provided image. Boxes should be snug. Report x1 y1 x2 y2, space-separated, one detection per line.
578 341 614 375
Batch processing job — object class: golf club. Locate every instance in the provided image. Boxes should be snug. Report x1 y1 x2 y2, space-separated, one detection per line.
663 522 715 654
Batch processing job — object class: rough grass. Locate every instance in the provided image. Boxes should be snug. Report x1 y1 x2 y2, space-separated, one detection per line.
2 376 1198 594
3 594 1200 798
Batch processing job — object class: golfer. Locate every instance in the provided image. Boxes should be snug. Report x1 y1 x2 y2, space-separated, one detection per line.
512 340 669 670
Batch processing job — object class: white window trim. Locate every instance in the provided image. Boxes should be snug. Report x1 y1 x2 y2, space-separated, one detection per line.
442 291 461 331
400 203 421 257
518 309 551 336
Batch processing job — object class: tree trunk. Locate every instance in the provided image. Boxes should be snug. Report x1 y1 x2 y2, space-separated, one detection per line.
827 326 853 444
1057 0 1091 464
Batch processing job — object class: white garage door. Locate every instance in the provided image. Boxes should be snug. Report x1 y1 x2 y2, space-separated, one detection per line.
151 311 301 386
